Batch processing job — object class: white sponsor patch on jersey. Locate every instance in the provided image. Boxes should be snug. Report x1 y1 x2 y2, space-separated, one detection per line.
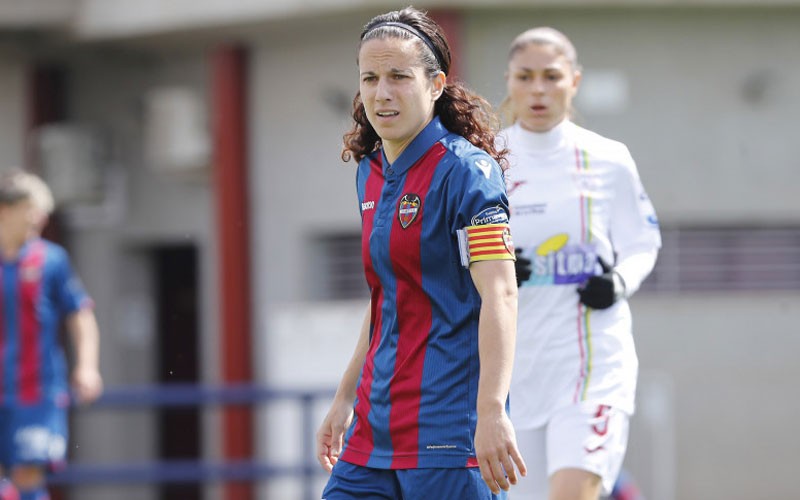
470 205 508 226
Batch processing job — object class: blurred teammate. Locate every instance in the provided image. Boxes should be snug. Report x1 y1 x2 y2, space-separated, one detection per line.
0 170 103 500
316 7 525 499
608 469 645 500
498 28 661 499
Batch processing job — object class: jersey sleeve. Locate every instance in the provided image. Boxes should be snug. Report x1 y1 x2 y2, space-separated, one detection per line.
615 248 658 297
52 247 93 315
609 148 662 294
447 151 516 266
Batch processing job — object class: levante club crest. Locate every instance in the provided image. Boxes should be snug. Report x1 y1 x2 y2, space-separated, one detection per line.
398 193 421 229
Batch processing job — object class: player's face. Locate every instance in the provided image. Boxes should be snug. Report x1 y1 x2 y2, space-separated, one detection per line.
506 43 580 133
358 37 444 161
0 198 36 243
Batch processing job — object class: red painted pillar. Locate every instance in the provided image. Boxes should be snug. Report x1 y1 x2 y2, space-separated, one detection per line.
211 45 254 500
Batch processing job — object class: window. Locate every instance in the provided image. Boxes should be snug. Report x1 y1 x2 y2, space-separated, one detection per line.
642 227 800 292
310 232 367 300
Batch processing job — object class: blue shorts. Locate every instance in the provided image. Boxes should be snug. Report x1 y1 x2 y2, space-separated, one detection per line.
0 400 68 470
322 460 508 500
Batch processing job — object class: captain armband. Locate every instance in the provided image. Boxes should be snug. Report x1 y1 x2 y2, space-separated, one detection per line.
456 223 516 268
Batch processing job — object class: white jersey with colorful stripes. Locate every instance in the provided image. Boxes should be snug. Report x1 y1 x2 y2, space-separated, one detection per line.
501 120 661 429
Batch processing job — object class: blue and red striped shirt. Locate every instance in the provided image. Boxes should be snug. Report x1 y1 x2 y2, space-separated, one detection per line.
1 238 92 407
341 117 513 469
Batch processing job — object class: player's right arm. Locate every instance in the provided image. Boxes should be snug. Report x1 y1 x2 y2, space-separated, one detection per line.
316 301 371 472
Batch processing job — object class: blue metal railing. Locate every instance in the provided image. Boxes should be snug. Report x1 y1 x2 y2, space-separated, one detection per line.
48 383 336 500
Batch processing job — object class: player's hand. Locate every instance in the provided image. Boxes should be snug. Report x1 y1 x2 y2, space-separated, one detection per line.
316 399 354 473
577 256 626 309
474 408 527 494
514 248 532 287
71 365 103 405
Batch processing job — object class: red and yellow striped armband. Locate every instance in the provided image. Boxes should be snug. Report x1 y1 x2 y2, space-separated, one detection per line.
456 223 516 267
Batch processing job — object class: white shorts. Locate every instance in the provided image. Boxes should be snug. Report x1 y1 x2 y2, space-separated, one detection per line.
511 402 629 499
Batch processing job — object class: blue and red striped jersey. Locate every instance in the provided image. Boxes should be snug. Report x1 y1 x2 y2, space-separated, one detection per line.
341 117 514 469
1 238 92 406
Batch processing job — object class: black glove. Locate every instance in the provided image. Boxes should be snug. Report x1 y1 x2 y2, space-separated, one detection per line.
514 248 532 287
577 257 626 309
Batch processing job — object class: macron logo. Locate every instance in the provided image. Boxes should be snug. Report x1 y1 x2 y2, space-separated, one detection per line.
361 200 375 211
476 159 492 179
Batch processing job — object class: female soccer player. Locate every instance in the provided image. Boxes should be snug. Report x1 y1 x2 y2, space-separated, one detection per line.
316 7 525 499
499 27 661 500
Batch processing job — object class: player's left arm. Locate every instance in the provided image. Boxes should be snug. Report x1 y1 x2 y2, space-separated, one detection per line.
469 259 526 494
580 157 661 309
608 152 662 297
66 308 103 405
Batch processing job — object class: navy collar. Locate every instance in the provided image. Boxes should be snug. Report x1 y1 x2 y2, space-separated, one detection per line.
381 116 449 176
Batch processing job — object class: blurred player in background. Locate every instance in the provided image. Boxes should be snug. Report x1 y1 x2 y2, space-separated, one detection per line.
316 6 525 499
0 170 102 500
498 27 661 499
607 469 645 500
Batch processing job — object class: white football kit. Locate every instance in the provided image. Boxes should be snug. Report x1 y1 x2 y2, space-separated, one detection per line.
501 120 661 496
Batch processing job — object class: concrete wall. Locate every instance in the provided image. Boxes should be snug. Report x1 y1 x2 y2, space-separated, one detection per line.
249 12 371 306
629 292 800 500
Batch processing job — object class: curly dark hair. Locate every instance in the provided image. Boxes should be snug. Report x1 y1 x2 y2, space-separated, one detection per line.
342 7 508 169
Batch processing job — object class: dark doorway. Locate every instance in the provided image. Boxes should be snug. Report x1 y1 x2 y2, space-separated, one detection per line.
155 245 202 500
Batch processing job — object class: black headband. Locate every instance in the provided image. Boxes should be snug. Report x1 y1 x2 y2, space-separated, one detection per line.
363 21 447 75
